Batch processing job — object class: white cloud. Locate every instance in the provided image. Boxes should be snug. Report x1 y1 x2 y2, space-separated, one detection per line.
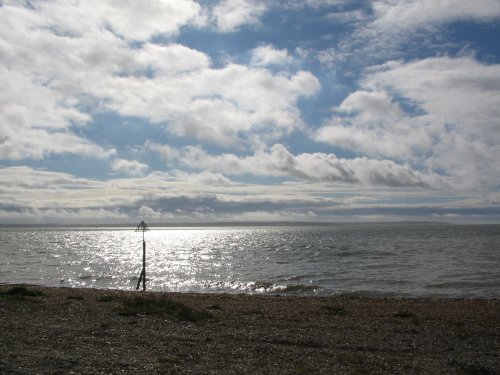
250 44 294 67
211 0 267 32
313 1 500 176
315 56 500 189
0 207 130 224
111 159 149 177
138 205 164 219
314 90 429 160
338 90 403 118
0 64 112 160
364 57 500 132
33 0 204 41
315 48 341 68
0 1 207 161
108 65 320 148
0 166 102 190
326 9 367 24
372 0 500 30
0 166 329 223
175 144 446 188
1 166 497 224
323 0 500 69
365 57 500 183
134 43 211 76
0 1 320 161
173 170 236 187
144 141 180 163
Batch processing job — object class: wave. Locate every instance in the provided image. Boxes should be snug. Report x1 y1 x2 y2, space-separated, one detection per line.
251 280 321 294
78 274 113 281
205 280 323 294
286 274 310 281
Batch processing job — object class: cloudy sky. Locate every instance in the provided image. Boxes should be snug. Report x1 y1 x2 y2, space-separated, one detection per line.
1 0 499 224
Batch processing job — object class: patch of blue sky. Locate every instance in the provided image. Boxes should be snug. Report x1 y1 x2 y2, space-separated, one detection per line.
74 113 168 177
389 93 427 117
446 21 500 63
19 154 111 180
84 113 160 148
177 27 264 67
297 70 352 119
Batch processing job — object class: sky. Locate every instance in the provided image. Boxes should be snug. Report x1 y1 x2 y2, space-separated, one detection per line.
1 0 500 225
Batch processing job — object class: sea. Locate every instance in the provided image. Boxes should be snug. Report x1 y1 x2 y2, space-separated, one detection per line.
1 223 499 298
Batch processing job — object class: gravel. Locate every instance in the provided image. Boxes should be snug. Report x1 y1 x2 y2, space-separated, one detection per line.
1 285 499 374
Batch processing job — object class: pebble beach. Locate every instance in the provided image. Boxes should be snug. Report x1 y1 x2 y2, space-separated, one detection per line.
1 284 499 374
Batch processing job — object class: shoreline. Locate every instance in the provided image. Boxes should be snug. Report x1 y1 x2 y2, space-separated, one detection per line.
1 284 499 374
2 283 499 301
2 282 498 300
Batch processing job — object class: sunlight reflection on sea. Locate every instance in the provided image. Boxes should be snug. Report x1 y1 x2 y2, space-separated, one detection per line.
1 224 499 297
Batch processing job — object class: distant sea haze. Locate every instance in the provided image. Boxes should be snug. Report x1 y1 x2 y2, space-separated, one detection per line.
1 224 499 298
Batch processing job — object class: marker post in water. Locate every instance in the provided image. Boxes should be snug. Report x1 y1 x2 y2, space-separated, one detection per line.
135 220 149 291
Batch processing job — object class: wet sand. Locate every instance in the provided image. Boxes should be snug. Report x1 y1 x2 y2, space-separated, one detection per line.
1 284 498 374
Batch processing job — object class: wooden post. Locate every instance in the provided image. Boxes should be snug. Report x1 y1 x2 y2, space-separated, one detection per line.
135 220 149 291
142 239 146 291
136 269 144 290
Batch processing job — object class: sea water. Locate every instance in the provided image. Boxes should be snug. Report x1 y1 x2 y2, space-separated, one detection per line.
0 224 499 297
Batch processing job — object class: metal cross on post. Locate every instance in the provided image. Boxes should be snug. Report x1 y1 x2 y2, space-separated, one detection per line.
135 220 149 291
